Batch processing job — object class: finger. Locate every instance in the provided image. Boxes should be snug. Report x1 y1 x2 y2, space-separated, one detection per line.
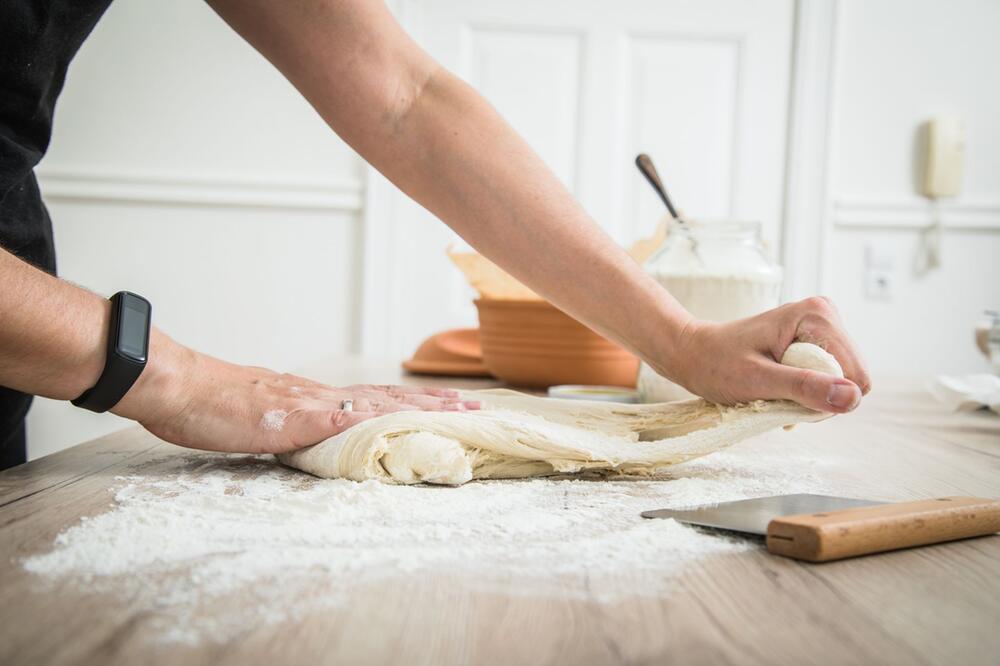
374 402 420 413
440 400 482 412
361 384 460 399
817 336 872 396
344 396 424 413
420 387 461 398
398 395 482 411
271 409 380 451
792 298 872 395
762 363 862 414
794 327 871 397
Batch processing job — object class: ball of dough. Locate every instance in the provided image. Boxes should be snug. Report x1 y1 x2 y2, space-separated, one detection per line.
780 342 844 378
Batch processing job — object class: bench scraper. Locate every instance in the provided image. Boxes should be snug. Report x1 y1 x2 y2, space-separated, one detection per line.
641 494 1000 562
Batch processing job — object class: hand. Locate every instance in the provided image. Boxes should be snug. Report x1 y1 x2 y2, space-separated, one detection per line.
112 332 480 454
668 297 871 413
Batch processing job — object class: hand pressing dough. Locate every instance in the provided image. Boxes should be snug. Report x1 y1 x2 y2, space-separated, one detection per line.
279 342 844 485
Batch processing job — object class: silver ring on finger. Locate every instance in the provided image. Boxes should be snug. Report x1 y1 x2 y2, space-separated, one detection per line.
340 399 354 412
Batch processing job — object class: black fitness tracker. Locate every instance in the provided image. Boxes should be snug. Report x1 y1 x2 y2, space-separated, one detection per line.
72 291 152 413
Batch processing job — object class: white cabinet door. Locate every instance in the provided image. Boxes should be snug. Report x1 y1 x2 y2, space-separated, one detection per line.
362 0 794 357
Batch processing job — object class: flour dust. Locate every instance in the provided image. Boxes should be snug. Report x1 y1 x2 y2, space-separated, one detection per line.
23 449 837 645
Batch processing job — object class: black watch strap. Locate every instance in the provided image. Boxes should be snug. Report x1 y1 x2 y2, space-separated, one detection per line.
72 291 152 413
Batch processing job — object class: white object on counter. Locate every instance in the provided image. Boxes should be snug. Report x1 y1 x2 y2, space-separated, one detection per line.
638 219 783 402
927 374 1000 415
547 385 639 403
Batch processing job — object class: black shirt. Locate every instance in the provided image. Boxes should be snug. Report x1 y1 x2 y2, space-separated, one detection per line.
1 0 114 466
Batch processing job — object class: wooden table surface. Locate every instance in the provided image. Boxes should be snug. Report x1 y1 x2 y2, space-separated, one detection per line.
1 357 998 666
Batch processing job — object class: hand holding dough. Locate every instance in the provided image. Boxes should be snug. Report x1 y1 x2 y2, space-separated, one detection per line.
279 342 844 485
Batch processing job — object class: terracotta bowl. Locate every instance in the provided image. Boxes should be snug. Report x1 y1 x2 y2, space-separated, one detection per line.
474 299 639 388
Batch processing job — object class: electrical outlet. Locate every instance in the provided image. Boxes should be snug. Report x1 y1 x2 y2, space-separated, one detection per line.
864 244 894 301
865 267 893 300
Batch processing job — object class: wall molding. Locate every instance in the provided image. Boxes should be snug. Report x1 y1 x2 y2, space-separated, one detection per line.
37 168 365 212
833 198 1000 231
780 0 840 300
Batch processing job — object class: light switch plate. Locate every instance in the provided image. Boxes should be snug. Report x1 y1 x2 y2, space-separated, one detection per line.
922 116 965 199
864 244 894 301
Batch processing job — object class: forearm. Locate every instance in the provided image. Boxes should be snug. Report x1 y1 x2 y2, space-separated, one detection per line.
0 248 190 421
0 249 109 399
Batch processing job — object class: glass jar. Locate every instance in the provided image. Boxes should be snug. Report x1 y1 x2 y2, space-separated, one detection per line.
637 218 783 402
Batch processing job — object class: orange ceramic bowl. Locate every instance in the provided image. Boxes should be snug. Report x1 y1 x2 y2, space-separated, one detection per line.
474 299 639 388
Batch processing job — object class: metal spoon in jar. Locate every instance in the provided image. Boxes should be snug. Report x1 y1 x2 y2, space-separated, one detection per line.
634 153 703 264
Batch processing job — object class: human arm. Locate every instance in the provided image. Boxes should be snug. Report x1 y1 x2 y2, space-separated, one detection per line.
207 0 870 412
0 248 477 454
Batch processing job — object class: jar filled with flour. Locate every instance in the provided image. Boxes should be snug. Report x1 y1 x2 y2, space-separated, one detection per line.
638 219 783 402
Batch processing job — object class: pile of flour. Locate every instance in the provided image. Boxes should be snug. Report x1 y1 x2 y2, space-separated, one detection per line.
24 450 835 644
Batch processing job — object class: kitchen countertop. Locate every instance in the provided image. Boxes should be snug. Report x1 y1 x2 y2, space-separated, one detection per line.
1 357 998 666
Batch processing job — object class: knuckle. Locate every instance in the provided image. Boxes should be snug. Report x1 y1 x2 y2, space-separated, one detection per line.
795 370 813 396
801 295 835 314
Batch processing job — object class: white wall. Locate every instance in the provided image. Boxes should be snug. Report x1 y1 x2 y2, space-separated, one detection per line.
21 0 1000 458
822 0 1000 375
27 0 366 458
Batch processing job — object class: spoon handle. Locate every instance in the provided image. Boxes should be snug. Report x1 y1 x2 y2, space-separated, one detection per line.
635 153 680 219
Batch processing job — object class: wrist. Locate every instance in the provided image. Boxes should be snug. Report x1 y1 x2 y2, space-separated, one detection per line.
641 297 704 384
110 329 196 425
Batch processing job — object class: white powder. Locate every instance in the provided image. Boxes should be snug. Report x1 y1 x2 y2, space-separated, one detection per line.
260 409 288 432
23 449 835 645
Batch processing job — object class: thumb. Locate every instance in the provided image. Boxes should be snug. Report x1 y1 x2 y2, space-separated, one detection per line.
764 364 862 413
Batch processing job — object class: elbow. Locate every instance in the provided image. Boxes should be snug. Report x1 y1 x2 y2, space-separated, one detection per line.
380 62 445 137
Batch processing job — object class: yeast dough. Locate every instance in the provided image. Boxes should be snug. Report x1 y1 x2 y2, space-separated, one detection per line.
279 343 844 485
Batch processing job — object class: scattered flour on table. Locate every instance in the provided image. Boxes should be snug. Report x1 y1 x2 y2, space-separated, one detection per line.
23 450 836 645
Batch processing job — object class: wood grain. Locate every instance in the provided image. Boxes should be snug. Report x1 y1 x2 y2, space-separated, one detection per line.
0 363 998 666
766 496 1000 561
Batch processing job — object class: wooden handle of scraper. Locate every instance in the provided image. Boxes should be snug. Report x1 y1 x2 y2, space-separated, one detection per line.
766 496 1000 562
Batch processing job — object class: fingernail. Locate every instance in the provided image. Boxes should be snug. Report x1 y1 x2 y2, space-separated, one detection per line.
464 401 481 410
826 382 860 410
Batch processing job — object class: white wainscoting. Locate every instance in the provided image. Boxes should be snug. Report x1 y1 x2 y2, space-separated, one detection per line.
833 199 1000 231
37 169 364 212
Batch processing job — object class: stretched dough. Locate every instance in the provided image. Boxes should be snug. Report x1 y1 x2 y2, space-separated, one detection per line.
279 342 843 485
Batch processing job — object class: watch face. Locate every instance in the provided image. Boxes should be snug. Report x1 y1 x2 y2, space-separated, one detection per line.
116 293 151 362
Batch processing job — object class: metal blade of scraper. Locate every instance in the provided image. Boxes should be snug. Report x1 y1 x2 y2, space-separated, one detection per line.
641 494 884 536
